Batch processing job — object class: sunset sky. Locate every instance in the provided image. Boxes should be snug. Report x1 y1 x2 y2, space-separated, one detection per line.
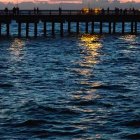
0 0 139 3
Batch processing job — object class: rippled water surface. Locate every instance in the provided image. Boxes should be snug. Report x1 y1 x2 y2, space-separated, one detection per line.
0 23 140 139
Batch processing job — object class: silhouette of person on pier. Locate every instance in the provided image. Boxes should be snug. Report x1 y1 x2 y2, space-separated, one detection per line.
120 8 123 14
37 7 39 15
101 8 105 15
13 7 16 15
4 7 8 15
123 9 127 15
115 7 119 15
132 8 136 15
16 7 19 15
107 7 110 14
59 7 62 15
34 7 37 14
13 7 19 15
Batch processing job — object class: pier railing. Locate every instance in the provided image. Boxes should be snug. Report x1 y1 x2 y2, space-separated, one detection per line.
0 10 140 16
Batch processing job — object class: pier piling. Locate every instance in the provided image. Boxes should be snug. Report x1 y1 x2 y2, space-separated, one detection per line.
91 21 94 34
18 22 21 37
131 22 134 34
44 22 47 37
34 22 38 37
6 23 10 36
0 23 1 37
109 22 112 34
85 22 88 33
68 21 71 34
122 21 125 34
100 22 103 34
60 22 63 37
26 22 29 37
52 22 55 36
135 22 137 34
76 22 79 34
113 22 116 34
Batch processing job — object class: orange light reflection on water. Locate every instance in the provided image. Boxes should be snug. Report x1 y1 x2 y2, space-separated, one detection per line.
79 34 102 67
73 34 102 83
71 34 103 100
120 34 137 51
120 34 136 42
9 38 25 61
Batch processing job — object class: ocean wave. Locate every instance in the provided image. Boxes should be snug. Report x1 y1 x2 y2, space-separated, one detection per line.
122 133 140 139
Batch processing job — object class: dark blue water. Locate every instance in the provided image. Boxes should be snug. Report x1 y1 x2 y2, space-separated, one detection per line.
0 23 140 140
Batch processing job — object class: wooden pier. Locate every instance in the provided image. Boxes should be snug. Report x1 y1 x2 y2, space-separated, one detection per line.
0 9 140 37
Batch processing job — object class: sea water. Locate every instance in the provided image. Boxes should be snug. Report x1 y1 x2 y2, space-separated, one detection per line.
0 22 140 139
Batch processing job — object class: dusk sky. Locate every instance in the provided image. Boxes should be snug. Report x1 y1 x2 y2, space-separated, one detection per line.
0 0 140 3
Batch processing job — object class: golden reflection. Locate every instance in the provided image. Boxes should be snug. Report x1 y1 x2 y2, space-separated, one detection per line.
73 34 102 76
73 106 94 113
72 92 100 101
73 68 92 77
120 34 138 50
72 81 101 100
120 34 136 42
79 34 102 66
9 38 25 60
72 34 102 81
71 35 105 128
80 81 102 89
71 35 102 105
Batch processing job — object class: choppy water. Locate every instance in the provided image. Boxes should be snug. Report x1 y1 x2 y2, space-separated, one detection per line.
0 23 140 140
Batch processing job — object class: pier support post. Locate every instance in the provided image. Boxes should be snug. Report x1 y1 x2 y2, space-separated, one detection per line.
68 21 71 34
18 22 21 37
131 22 133 34
6 23 10 37
52 22 55 36
91 21 94 34
109 22 111 34
34 22 37 37
134 22 137 34
85 22 88 33
76 22 79 34
122 21 125 34
44 22 47 37
113 22 116 34
26 22 29 38
0 23 1 37
100 21 103 34
60 22 63 37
